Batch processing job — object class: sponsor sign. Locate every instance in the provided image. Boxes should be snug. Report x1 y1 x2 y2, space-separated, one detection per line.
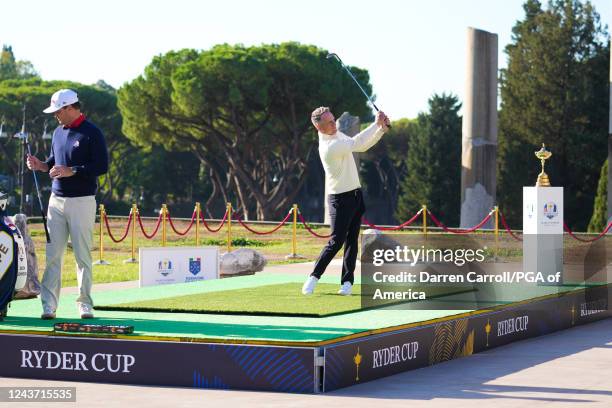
324 285 610 392
139 247 218 287
0 334 316 393
523 187 563 233
324 328 430 392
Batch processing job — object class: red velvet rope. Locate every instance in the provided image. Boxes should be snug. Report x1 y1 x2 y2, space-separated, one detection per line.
200 210 228 233
297 213 332 238
102 205 612 247
103 212 132 243
427 210 492 234
137 212 163 239
234 211 292 235
499 211 523 241
563 221 612 243
167 211 196 236
361 210 422 231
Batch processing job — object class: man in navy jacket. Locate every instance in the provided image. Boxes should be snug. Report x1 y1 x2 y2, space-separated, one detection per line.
27 89 109 319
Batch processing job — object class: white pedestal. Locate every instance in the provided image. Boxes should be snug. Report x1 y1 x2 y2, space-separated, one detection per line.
523 187 564 284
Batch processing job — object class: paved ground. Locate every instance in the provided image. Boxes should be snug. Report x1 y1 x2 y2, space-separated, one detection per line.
1 318 610 407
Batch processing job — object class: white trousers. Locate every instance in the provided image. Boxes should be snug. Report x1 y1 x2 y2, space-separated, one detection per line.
41 194 96 311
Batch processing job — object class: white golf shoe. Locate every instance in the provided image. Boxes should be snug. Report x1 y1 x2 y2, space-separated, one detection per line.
302 276 319 295
337 282 352 296
78 302 94 319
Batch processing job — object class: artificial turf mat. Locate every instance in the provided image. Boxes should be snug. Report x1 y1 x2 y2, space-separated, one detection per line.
1 270 599 342
95 283 473 317
0 276 599 342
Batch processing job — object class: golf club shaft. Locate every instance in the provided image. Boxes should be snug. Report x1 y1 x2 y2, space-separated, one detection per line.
328 53 391 128
25 141 50 243
341 65 380 111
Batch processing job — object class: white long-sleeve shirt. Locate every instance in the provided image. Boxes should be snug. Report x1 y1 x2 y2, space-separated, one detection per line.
318 122 385 194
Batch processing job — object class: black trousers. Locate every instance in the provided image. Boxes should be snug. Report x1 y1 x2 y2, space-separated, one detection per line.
311 188 365 284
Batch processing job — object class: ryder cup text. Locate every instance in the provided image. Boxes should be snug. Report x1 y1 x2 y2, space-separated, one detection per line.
20 350 135 373
372 342 419 368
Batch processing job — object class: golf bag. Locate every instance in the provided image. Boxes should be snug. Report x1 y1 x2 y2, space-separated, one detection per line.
0 192 27 320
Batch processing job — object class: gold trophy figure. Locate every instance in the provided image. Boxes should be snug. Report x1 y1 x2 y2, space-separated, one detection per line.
535 144 552 187
353 347 362 381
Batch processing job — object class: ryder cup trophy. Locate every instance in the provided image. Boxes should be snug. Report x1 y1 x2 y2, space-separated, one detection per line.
523 145 564 287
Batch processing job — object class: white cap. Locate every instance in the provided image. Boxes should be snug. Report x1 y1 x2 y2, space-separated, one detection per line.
43 89 79 113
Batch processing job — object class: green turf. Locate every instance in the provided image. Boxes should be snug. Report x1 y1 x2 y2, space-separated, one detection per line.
94 283 473 317
95 283 358 317
0 273 600 343
0 275 465 342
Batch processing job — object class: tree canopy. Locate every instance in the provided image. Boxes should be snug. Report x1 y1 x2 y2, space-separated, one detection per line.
498 0 609 229
395 94 462 225
0 45 38 81
118 42 373 219
0 78 122 209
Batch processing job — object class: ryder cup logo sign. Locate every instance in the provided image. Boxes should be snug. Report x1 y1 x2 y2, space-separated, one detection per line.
189 257 201 276
157 259 173 277
543 202 558 219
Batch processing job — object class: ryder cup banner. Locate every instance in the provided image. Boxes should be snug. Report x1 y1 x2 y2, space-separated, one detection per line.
139 246 218 287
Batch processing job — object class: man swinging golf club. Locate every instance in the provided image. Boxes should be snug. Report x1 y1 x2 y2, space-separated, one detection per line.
302 107 389 296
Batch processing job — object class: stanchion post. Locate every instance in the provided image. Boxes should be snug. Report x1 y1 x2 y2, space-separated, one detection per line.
195 202 201 246
285 204 305 260
93 204 110 265
292 204 297 256
161 204 168 247
422 204 427 239
124 204 138 264
226 202 232 253
494 205 499 261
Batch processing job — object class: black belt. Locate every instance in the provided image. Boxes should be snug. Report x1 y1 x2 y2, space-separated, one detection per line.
329 188 361 198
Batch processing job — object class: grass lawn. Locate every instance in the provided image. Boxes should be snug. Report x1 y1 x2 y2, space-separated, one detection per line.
27 217 334 288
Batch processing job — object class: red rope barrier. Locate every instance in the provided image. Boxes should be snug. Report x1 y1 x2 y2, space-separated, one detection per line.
362 210 422 231
234 211 292 235
167 211 196 236
427 210 492 234
298 213 332 238
137 212 163 239
563 221 612 243
499 211 523 241
103 212 132 243
200 210 228 233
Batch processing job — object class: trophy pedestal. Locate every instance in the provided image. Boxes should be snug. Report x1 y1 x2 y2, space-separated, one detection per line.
523 187 564 285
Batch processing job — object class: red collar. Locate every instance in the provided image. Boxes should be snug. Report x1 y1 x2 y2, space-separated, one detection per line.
64 114 86 129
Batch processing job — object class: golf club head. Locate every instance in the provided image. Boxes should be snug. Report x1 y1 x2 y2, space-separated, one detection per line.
326 53 342 64
13 131 28 140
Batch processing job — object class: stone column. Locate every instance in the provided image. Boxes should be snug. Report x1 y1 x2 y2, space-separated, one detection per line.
460 27 498 229
324 112 360 224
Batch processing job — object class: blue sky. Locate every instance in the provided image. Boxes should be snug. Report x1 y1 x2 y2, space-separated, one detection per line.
1 0 609 119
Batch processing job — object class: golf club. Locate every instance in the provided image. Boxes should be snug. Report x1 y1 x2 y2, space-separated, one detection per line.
18 105 50 243
25 139 50 243
326 52 391 128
